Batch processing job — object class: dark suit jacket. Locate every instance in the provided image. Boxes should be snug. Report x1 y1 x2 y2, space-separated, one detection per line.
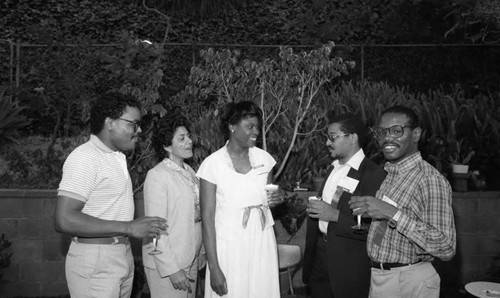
302 157 386 298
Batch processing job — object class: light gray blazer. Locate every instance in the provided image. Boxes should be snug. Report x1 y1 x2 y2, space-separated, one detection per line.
142 159 202 277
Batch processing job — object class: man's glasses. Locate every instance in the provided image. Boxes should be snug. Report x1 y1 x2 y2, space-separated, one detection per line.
372 125 414 140
327 134 349 142
117 118 142 132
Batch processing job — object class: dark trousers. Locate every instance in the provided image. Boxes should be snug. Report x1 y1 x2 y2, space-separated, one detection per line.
309 236 334 298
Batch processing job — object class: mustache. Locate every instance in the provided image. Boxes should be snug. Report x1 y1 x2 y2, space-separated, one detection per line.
381 142 399 147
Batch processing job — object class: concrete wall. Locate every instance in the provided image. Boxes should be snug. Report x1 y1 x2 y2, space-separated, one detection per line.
0 190 68 297
0 189 498 297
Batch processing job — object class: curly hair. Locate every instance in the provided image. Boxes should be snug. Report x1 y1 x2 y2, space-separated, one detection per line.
89 92 142 134
327 111 370 148
381 105 420 128
152 114 190 161
220 101 262 140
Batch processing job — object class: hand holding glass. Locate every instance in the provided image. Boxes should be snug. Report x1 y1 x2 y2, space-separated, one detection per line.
351 208 369 234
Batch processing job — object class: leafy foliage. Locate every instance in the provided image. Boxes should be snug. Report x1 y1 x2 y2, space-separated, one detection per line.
186 43 354 181
0 136 84 189
2 0 498 47
272 193 308 241
22 43 97 137
444 0 500 43
0 89 30 144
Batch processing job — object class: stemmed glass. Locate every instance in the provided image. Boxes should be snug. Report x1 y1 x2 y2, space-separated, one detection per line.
149 234 162 255
351 209 369 234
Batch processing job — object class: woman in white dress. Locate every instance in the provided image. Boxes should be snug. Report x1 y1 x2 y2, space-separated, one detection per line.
142 115 203 298
197 101 283 298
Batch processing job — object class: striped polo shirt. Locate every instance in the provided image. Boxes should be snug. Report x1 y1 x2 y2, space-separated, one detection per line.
58 135 134 221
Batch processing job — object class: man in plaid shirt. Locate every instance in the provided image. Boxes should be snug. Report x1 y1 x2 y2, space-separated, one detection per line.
349 106 456 298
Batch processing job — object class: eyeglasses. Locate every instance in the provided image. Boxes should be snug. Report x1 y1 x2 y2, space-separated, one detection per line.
327 134 349 142
117 118 142 132
372 125 414 140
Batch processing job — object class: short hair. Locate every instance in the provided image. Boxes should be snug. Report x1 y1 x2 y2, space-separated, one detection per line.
327 111 369 148
380 105 420 128
220 101 262 140
152 114 190 160
89 92 142 134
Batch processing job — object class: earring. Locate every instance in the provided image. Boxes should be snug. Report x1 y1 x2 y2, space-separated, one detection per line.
231 129 234 133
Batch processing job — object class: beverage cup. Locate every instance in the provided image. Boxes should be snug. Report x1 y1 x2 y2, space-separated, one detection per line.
265 184 279 205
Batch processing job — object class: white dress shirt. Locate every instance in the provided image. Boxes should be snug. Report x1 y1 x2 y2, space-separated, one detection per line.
319 149 365 233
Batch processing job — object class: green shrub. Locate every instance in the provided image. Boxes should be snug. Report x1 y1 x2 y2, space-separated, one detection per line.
0 136 85 189
0 89 30 144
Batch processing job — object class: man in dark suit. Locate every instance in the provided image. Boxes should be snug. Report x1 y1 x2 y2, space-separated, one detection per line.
302 113 386 298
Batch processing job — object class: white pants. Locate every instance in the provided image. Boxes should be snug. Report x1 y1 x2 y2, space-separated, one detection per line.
65 242 134 298
369 262 440 298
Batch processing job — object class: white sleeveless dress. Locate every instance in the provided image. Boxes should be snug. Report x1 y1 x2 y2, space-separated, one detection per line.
197 145 280 298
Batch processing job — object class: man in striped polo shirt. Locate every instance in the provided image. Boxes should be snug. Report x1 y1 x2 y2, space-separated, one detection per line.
349 106 456 298
55 92 167 298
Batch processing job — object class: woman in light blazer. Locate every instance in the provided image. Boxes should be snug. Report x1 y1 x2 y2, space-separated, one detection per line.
142 114 203 298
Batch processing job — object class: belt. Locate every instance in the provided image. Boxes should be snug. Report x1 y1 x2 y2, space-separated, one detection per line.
72 236 129 245
242 204 268 230
319 232 328 242
370 260 421 270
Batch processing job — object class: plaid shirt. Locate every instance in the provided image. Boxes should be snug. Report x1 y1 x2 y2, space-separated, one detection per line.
367 152 456 263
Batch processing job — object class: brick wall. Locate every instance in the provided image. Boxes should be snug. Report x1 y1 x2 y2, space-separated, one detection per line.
0 190 498 297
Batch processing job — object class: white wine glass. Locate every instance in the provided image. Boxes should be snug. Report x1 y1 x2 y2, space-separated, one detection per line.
149 234 162 255
351 209 369 234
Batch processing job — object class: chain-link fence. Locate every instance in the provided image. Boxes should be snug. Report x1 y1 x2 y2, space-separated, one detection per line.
2 41 499 97
0 41 497 98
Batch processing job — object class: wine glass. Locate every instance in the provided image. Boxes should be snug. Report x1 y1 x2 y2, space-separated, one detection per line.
351 209 369 234
149 234 162 255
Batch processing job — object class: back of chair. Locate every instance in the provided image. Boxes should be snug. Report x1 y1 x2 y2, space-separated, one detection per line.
278 244 301 269
277 244 302 295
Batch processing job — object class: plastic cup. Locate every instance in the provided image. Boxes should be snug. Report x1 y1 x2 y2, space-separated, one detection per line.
265 184 279 192
265 184 279 205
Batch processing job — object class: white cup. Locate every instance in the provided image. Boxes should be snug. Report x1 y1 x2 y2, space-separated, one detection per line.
265 184 279 192
265 184 279 205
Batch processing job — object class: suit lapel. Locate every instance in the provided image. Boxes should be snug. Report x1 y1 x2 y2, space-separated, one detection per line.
336 158 365 210
318 165 334 197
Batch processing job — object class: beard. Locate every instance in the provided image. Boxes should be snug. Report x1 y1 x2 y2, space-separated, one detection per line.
329 148 344 161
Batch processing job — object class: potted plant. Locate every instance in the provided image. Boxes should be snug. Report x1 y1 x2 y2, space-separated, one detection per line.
448 139 475 192
272 192 308 242
425 134 448 176
449 139 475 174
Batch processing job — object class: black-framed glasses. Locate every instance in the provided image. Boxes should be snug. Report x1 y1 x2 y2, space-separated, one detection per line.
372 125 414 140
327 133 349 143
117 118 142 132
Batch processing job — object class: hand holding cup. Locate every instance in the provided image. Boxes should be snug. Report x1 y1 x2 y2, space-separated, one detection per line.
265 184 283 207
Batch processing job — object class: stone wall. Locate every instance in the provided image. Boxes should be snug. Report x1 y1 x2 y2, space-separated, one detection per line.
0 189 498 297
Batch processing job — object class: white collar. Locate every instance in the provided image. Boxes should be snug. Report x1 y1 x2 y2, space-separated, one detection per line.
332 148 365 170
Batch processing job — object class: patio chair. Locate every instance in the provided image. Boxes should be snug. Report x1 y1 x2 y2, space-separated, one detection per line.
278 244 307 297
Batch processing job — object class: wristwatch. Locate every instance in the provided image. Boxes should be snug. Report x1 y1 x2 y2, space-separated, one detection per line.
388 209 402 229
